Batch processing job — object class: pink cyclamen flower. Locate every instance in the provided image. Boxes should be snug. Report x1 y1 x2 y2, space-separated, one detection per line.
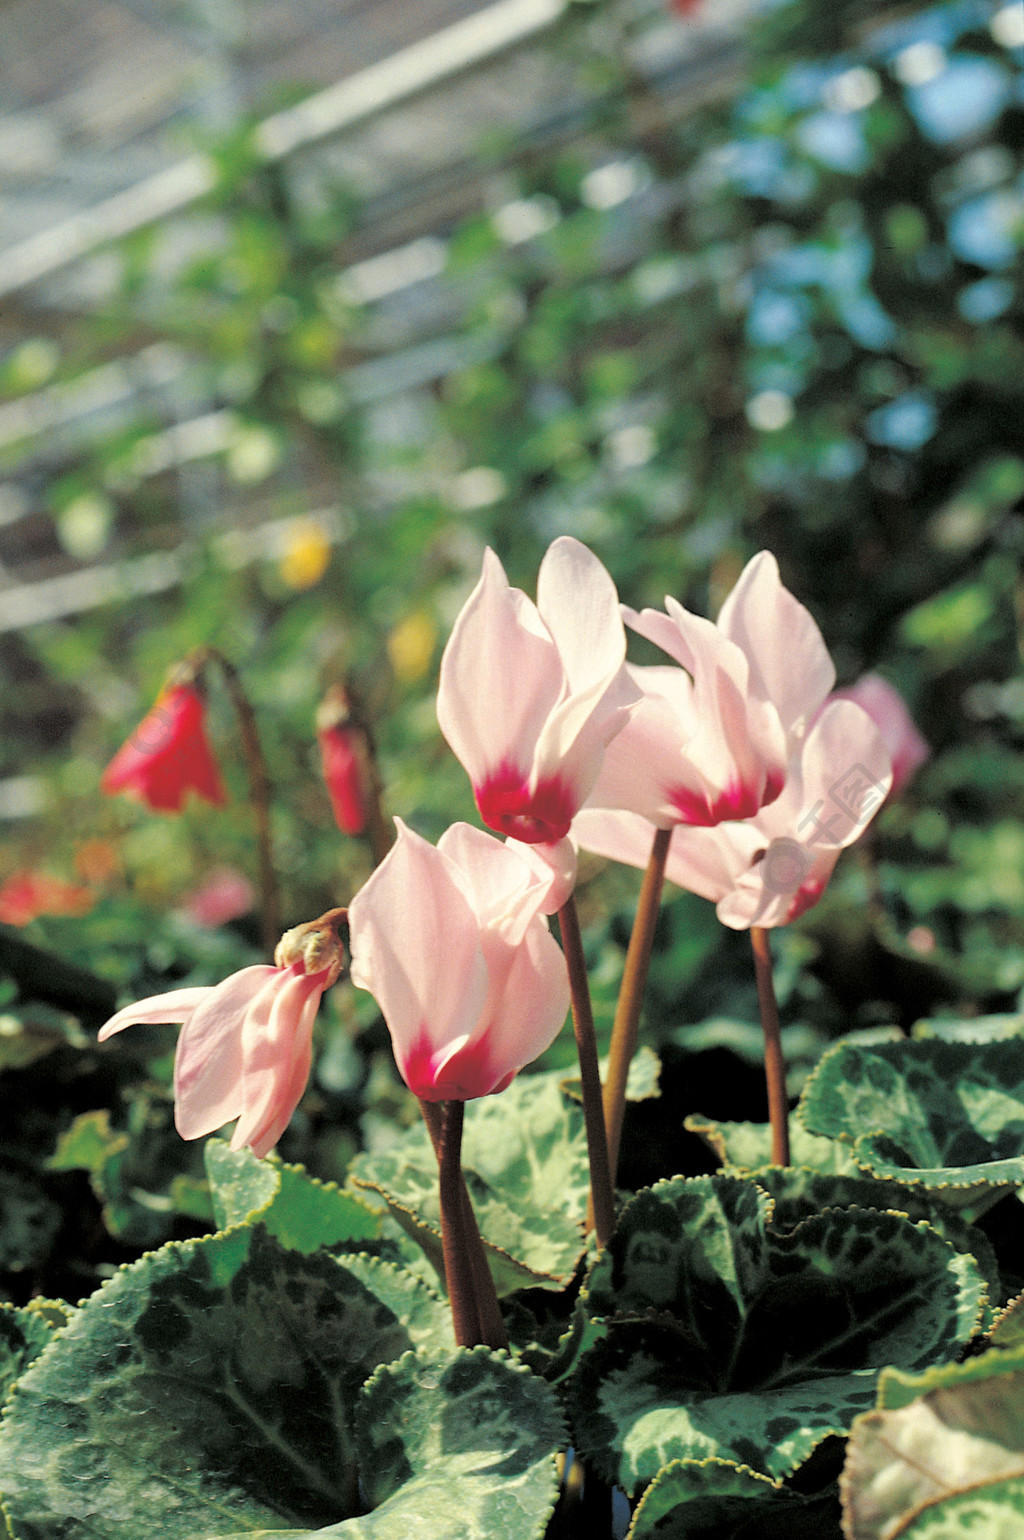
584 551 835 830
102 680 226 813
576 698 892 928
829 673 929 796
97 917 344 1157
348 819 569 1101
436 537 635 845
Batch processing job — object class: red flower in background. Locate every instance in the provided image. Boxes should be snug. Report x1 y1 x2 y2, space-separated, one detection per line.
316 688 367 836
102 682 226 813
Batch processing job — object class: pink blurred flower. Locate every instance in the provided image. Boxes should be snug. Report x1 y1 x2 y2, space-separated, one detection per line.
576 698 892 928
348 819 569 1101
436 538 635 845
184 868 255 929
584 552 835 830
97 919 344 1157
829 673 929 796
102 681 226 813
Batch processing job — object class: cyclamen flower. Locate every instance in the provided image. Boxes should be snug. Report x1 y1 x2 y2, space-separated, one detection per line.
102 681 226 813
575 699 892 928
829 673 929 796
348 820 569 1101
97 917 344 1157
316 697 367 836
584 552 835 830
436 538 635 845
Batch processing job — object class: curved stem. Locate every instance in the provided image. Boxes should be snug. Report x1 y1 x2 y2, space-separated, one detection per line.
602 825 672 1183
196 647 280 955
557 895 615 1248
750 926 790 1167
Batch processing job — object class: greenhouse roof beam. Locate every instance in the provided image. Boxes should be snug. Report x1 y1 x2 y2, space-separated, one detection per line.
0 0 565 302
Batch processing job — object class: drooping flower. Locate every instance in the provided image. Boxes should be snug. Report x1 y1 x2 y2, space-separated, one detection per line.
348 820 569 1100
584 551 835 831
575 699 892 928
97 915 344 1157
436 538 635 845
829 673 929 796
316 688 368 836
102 678 226 813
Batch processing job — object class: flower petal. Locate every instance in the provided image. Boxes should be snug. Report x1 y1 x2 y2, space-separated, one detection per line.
436 548 562 792
98 986 211 1041
716 552 835 733
172 966 277 1140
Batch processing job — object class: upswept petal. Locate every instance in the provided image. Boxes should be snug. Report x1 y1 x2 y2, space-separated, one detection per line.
348 819 490 1061
98 986 211 1040
790 699 892 849
172 965 278 1140
583 667 700 825
506 835 577 914
573 807 757 902
831 673 929 794
478 919 570 1083
536 536 626 696
436 548 562 788
716 552 835 733
530 660 636 811
439 822 553 943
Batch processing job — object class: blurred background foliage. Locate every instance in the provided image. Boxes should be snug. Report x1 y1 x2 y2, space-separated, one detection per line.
0 0 1022 1300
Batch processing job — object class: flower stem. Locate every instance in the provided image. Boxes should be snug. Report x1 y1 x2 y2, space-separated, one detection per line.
436 1100 487 1347
422 1098 507 1350
602 825 672 1183
750 925 790 1167
557 895 615 1248
195 648 280 955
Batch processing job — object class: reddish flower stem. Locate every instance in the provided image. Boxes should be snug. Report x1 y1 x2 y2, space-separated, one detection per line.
557 894 615 1248
420 1098 507 1350
194 648 280 955
750 925 790 1166
602 825 672 1182
436 1100 486 1347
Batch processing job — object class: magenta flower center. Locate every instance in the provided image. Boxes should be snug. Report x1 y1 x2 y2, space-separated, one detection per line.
669 768 784 828
476 762 575 844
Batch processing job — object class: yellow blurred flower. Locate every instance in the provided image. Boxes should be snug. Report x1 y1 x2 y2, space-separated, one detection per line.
279 520 332 590
388 610 437 684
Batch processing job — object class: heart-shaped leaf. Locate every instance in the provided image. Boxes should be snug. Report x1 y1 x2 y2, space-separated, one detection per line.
626 1456 839 1538
205 1139 380 1252
799 1038 1024 1208
570 1175 985 1492
0 1225 451 1538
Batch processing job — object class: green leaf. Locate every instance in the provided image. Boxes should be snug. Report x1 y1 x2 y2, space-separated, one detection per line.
561 1045 661 1105
843 1345 1024 1539
204 1140 380 1252
0 1305 58 1410
751 1167 1001 1306
683 1113 860 1175
342 1347 565 1539
351 1069 589 1294
0 1225 452 1538
571 1175 985 1492
626 1457 838 1538
798 1038 1024 1207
